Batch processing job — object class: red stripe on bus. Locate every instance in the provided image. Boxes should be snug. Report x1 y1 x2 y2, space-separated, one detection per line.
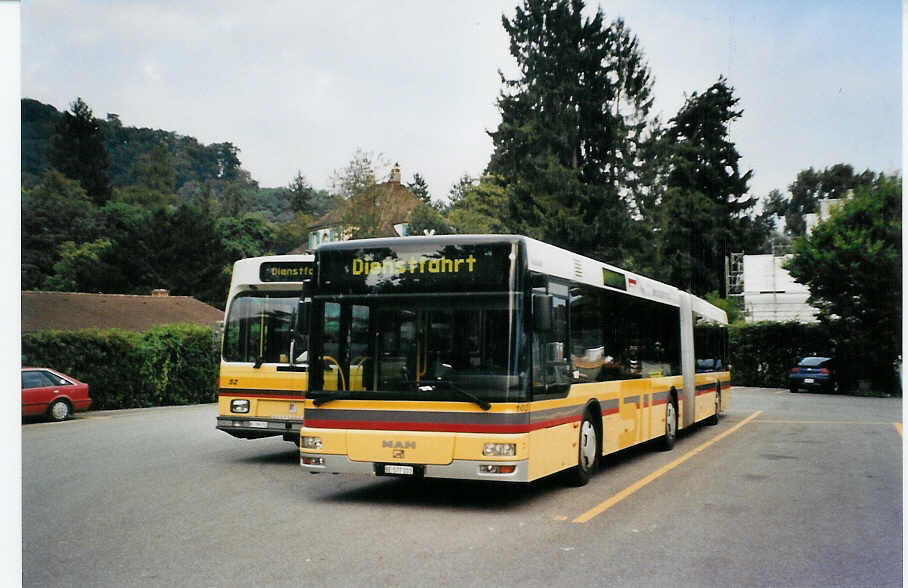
218 391 306 400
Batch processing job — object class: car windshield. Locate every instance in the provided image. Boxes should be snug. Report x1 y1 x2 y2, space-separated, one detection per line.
310 294 525 403
798 357 830 367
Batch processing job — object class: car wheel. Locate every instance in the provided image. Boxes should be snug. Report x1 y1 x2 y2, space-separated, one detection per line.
789 384 798 393
48 399 71 421
661 398 677 451
566 410 598 487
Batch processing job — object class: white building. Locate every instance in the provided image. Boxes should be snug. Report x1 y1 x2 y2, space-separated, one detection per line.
736 198 845 323
741 254 817 323
803 198 844 235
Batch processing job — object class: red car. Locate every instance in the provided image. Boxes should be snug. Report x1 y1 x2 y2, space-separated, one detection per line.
21 367 92 421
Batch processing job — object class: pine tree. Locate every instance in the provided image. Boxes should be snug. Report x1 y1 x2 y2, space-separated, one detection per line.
287 171 314 214
48 97 112 206
658 77 755 295
487 0 655 263
406 173 431 205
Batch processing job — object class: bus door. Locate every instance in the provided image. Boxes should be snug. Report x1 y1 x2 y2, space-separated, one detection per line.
531 287 571 398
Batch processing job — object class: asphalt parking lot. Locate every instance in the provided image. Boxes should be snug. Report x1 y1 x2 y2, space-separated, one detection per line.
22 387 902 587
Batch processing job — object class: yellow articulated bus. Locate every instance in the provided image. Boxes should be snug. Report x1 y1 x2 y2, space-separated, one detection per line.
216 254 314 445
298 235 729 484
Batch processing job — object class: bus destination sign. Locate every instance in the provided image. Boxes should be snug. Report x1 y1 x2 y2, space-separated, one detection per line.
259 261 314 283
319 242 517 294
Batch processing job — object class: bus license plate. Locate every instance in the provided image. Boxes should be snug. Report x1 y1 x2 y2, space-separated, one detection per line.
248 421 269 428
384 464 415 475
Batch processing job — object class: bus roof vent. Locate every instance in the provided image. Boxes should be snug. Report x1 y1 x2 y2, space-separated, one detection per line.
573 258 584 279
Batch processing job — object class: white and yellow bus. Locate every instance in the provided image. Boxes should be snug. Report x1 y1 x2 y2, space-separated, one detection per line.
298 236 729 484
216 254 314 444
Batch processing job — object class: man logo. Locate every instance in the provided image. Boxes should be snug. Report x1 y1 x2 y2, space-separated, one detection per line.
392 449 405 458
382 440 416 449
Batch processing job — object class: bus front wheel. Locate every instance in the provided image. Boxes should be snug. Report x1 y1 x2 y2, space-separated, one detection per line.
567 411 598 487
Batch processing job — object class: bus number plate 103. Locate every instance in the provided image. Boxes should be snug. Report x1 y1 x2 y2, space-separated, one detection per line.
384 464 415 475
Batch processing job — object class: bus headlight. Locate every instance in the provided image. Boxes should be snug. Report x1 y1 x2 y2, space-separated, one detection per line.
483 443 516 457
300 436 323 450
480 464 516 474
230 399 250 414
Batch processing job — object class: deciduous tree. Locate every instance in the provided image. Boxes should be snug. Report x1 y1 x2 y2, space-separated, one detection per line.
330 148 384 200
785 175 901 392
331 150 392 239
21 169 98 289
43 239 113 292
782 164 878 235
447 175 512 234
407 204 451 236
272 213 315 254
132 143 176 194
216 214 274 262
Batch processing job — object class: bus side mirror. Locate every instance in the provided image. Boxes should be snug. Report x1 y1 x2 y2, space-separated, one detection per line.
533 294 553 333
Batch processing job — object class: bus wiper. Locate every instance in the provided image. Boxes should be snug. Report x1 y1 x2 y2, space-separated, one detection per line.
429 375 491 411
253 356 264 369
311 390 348 406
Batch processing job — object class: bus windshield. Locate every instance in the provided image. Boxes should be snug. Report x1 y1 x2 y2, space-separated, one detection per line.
309 294 526 403
222 292 298 364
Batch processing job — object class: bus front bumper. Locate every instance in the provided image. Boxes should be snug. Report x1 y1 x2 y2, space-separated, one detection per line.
216 416 303 441
299 452 530 482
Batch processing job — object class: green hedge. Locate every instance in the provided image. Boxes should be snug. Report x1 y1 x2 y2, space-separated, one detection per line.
728 320 901 394
729 321 831 389
21 320 895 408
22 324 219 410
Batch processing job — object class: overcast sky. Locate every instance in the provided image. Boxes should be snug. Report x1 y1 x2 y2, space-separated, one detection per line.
20 0 902 204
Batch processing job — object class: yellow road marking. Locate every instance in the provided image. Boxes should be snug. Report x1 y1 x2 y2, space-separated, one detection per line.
894 423 902 437
572 411 762 524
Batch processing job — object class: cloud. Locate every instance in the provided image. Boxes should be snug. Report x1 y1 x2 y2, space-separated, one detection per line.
20 0 900 201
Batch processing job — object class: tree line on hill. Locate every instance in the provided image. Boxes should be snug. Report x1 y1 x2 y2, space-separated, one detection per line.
22 96 339 308
21 0 899 382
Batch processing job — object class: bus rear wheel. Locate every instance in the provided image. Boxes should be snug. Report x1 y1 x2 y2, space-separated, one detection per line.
706 385 720 426
567 411 598 487
661 399 677 450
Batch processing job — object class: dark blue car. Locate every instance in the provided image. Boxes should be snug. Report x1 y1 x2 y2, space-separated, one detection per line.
789 357 838 393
